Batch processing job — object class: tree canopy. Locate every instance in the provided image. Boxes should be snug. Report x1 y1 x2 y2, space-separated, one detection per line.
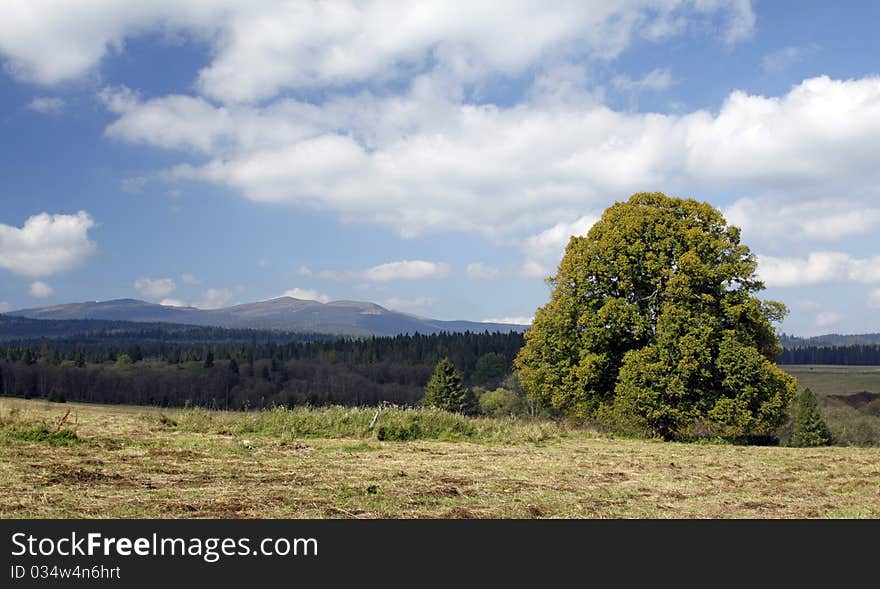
515 192 797 440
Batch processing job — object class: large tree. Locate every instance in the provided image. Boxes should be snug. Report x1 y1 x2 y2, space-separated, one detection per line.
515 192 796 440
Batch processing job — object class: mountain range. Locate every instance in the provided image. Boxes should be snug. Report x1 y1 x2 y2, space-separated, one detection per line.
5 297 528 337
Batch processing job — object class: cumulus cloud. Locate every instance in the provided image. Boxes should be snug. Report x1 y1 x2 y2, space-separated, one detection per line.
196 288 234 309
482 316 533 325
384 297 435 312
26 96 64 114
756 252 880 287
869 290 880 309
280 288 331 303
612 68 675 93
521 215 600 278
29 281 54 298
105 74 880 244
0 1 754 100
319 260 450 282
0 211 96 277
815 311 842 329
0 301 11 313
364 261 450 281
120 176 147 193
725 198 880 248
180 273 200 284
466 263 499 280
160 298 187 307
134 277 176 299
761 44 818 74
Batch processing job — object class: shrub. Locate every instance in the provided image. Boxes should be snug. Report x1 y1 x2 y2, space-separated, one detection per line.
478 387 525 417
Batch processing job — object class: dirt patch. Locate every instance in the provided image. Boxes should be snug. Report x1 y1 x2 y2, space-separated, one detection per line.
146 448 206 459
441 506 477 519
415 485 468 498
526 505 548 518
831 391 880 416
45 466 124 485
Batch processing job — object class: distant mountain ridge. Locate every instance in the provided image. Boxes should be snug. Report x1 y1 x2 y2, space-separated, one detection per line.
6 297 528 337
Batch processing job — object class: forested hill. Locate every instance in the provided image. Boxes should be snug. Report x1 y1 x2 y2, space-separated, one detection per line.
6 297 528 337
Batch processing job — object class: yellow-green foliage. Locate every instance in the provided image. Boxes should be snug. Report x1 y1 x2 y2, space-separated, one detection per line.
516 192 795 440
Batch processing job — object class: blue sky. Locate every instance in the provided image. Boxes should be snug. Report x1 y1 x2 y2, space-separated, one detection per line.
1 1 879 336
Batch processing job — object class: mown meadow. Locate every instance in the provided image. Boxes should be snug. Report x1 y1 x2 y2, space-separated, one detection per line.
2 395 879 519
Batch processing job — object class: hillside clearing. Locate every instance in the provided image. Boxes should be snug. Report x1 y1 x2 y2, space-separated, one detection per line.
2 398 879 519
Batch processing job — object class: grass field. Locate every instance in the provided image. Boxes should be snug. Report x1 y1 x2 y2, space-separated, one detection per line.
2 397 880 519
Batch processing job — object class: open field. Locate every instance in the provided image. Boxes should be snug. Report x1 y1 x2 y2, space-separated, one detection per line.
781 365 880 446
2 398 880 519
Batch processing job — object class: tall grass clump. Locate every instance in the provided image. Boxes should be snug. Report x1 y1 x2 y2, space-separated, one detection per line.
172 404 573 444
0 406 81 447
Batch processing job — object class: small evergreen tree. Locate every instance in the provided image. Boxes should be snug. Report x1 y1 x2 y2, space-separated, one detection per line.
790 388 832 447
422 357 476 415
203 350 215 368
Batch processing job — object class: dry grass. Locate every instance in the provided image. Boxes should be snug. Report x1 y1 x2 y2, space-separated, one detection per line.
2 398 879 519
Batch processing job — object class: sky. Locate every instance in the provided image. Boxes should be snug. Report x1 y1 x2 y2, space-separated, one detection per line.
1 1 879 336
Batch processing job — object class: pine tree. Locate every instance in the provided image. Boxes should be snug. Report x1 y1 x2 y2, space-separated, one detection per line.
790 388 832 447
422 357 476 415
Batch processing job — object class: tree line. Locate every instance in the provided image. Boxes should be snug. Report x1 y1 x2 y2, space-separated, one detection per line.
0 331 525 409
778 344 880 365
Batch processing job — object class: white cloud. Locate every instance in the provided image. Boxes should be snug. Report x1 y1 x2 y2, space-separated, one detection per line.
280 288 331 303
0 301 11 313
798 300 822 311
761 44 819 74
364 260 449 282
113 74 880 245
756 252 880 288
384 297 435 312
258 258 269 268
134 277 176 299
725 198 880 248
180 273 199 284
26 96 64 114
721 0 755 44
160 298 187 307
0 211 96 277
0 1 755 99
815 311 842 329
297 265 313 276
482 316 533 325
196 288 234 309
467 262 499 280
612 68 675 93
29 281 54 298
120 176 147 193
868 290 880 310
521 215 599 278
319 260 450 282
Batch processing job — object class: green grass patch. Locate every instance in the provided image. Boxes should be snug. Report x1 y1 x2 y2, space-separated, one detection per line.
171 405 573 444
0 406 82 447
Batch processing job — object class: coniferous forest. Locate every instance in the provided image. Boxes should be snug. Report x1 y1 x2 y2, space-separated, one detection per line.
0 319 524 408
